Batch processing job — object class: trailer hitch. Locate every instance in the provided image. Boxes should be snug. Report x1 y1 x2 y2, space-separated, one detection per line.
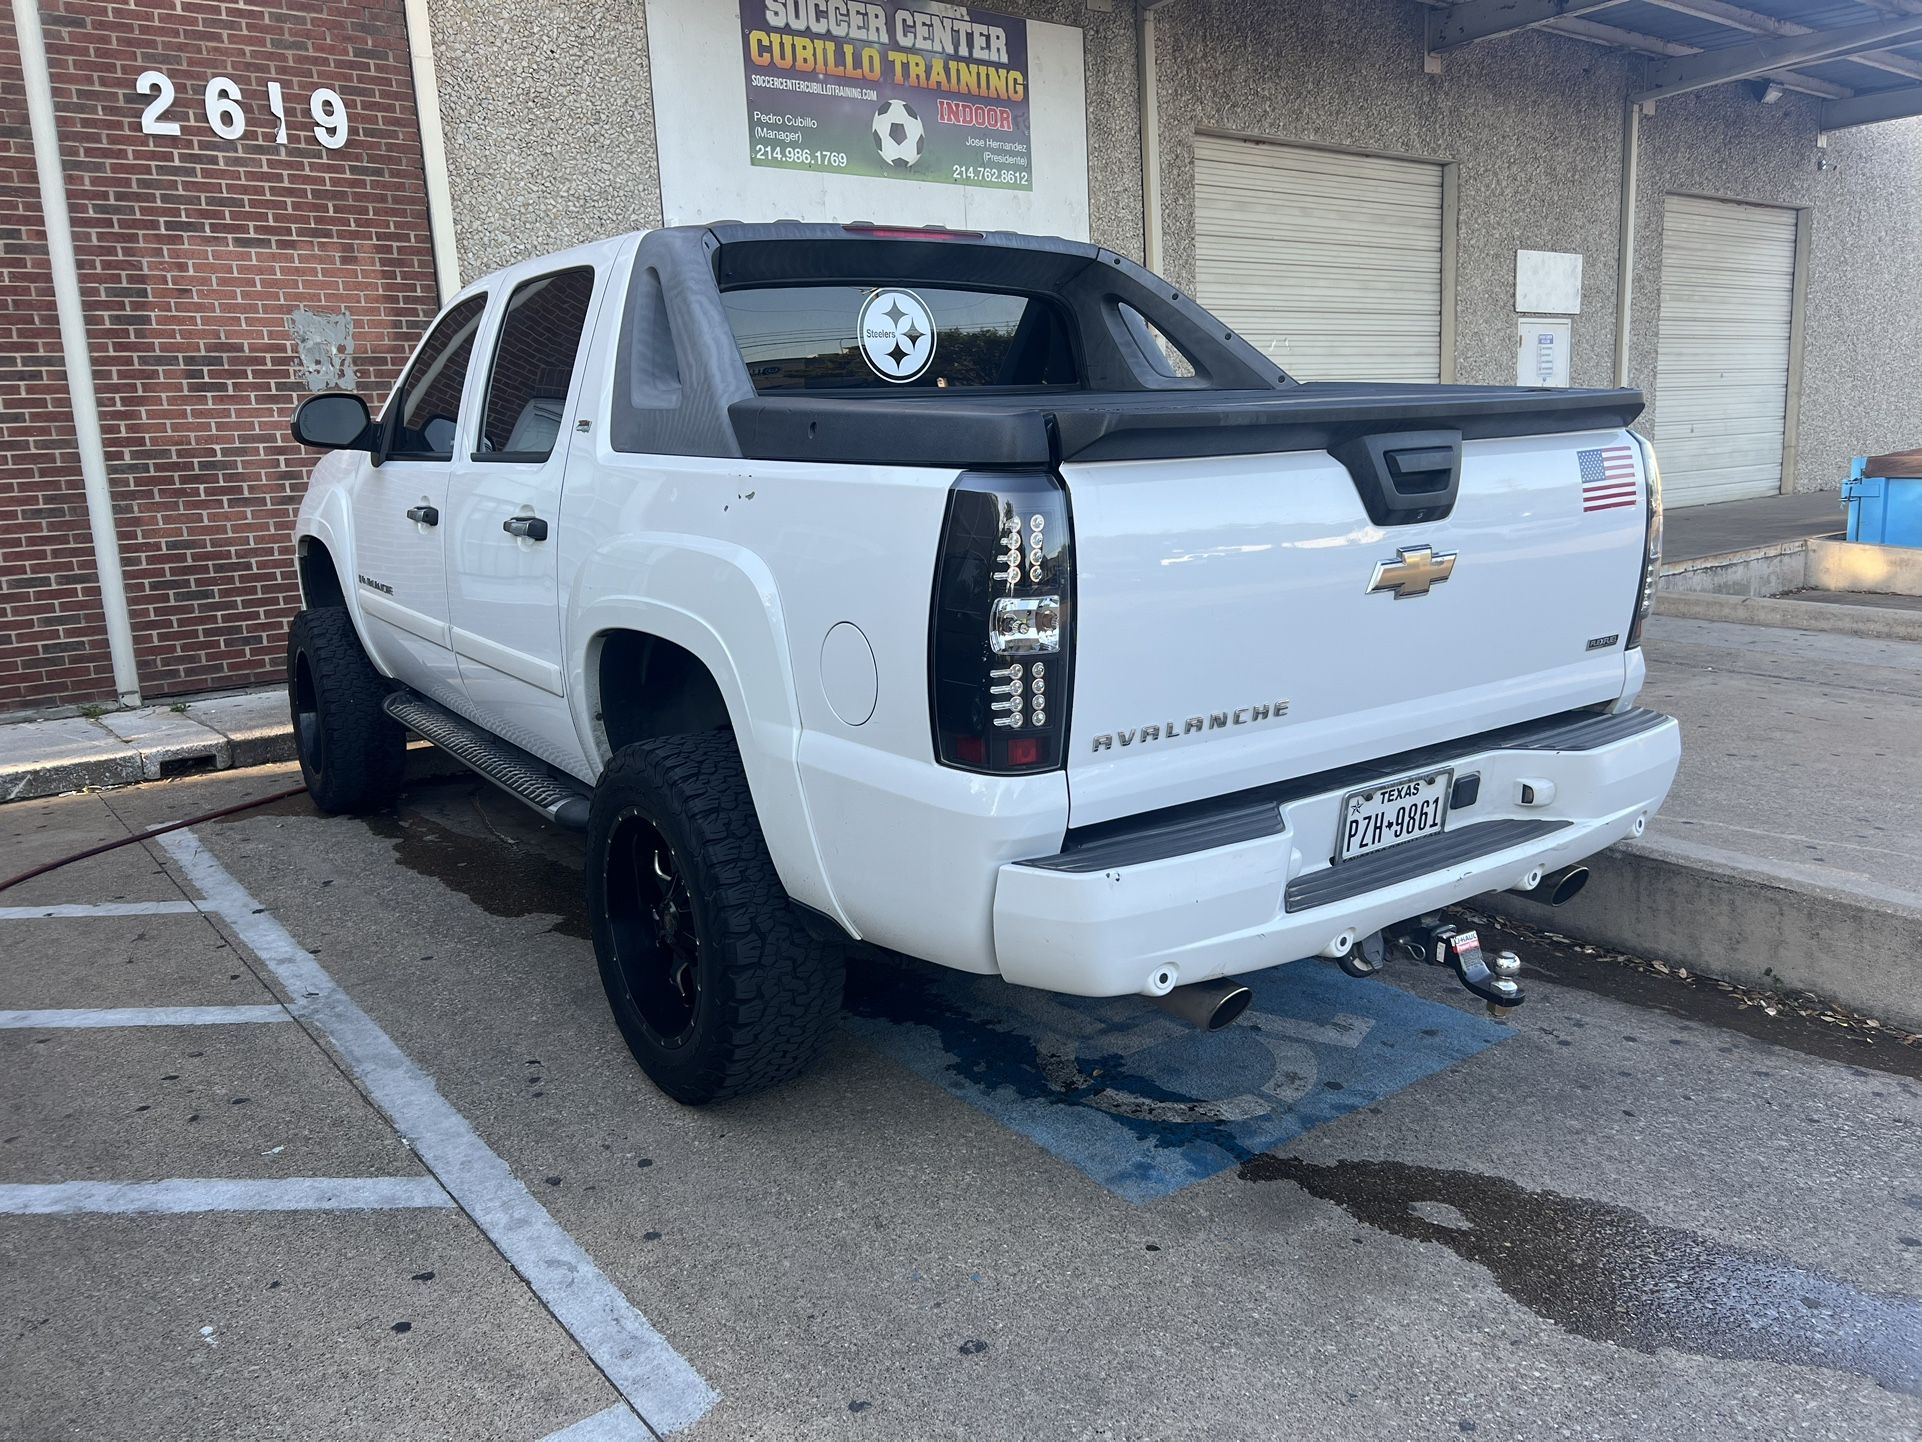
1381 915 1524 1013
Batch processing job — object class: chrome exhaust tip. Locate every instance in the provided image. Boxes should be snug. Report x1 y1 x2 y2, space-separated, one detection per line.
1540 864 1590 906
1152 977 1254 1031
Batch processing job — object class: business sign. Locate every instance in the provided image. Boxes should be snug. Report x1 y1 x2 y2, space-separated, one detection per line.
741 1 1033 192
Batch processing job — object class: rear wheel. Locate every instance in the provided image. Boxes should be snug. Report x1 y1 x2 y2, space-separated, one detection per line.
586 733 843 1104
286 607 405 814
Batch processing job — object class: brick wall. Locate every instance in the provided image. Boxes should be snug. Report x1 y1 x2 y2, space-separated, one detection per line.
0 0 440 713
0 4 114 708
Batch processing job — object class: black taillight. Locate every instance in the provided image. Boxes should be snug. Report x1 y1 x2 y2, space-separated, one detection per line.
1627 433 1664 649
929 471 1073 774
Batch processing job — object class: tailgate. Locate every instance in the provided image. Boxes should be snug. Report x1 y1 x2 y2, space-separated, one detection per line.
1060 429 1646 827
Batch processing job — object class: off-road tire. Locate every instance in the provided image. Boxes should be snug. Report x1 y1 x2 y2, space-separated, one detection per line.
587 733 844 1104
286 606 405 815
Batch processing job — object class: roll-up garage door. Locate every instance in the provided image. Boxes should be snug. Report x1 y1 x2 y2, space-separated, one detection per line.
1653 196 1799 507
1193 134 1444 383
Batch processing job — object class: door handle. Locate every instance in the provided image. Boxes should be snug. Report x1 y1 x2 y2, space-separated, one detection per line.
405 505 439 526
503 515 549 542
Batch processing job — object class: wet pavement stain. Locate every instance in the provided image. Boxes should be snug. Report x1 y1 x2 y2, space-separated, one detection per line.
362 806 589 939
1241 1154 1922 1397
214 780 589 937
846 951 1507 1201
1460 908 1922 1083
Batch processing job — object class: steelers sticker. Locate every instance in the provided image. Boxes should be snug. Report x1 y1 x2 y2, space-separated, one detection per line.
857 288 937 384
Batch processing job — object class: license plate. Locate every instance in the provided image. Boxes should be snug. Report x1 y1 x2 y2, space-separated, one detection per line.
1336 767 1453 862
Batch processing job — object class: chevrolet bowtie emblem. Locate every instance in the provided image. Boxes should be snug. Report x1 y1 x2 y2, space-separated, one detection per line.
1368 544 1457 599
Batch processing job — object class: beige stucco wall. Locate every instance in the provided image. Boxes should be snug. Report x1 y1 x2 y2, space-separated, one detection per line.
1632 85 1922 494
426 0 665 279
424 0 1922 497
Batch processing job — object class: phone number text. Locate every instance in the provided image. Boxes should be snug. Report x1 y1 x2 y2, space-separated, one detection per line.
753 144 849 167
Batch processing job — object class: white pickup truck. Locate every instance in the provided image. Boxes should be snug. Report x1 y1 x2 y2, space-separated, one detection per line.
287 222 1679 1103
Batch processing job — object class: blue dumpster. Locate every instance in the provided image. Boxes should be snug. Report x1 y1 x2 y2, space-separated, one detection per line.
1844 455 1922 548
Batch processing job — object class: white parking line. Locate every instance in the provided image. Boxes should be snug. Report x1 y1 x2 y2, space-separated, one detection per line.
159 829 719 1435
0 1005 291 1029
535 1403 654 1442
0 1176 454 1215
0 901 203 920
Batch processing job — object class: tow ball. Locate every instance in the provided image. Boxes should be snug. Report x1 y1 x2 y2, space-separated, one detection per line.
1379 916 1524 1013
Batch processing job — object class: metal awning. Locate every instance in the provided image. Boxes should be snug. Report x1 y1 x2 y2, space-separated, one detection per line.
1422 0 1922 128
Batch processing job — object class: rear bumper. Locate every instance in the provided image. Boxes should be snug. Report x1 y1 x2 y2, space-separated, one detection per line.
991 708 1680 996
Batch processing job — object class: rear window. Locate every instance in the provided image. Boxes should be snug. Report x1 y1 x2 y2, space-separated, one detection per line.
721 284 1077 392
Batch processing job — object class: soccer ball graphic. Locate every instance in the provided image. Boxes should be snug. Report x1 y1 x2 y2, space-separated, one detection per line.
871 99 925 169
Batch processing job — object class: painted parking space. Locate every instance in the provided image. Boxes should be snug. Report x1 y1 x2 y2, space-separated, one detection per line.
0 792 704 1441
847 955 1510 1203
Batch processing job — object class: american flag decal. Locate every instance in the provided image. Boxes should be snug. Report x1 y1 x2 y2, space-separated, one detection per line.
1578 445 1639 513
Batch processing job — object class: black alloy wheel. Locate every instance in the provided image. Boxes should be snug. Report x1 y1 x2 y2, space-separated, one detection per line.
602 806 702 1048
584 733 844 1104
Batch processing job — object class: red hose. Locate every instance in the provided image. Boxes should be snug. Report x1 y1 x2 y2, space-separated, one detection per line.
0 784 310 895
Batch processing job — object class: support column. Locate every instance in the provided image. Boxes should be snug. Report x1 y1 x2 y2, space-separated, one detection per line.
404 0 461 303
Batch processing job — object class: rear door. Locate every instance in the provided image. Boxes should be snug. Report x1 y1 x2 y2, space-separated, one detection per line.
443 262 604 772
347 291 489 711
1059 429 1646 826
1653 195 1797 507
1193 134 1445 383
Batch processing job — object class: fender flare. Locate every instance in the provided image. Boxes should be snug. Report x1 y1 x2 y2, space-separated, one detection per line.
566 536 849 931
293 464 390 675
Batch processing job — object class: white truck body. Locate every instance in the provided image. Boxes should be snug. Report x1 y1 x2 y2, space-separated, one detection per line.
294 223 1679 1008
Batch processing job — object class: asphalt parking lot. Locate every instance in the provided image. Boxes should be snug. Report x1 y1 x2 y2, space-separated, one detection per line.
3 763 1919 1441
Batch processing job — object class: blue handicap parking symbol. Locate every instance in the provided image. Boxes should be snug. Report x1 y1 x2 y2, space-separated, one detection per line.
847 960 1510 1204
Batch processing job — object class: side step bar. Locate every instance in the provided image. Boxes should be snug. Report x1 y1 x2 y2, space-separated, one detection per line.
382 692 592 831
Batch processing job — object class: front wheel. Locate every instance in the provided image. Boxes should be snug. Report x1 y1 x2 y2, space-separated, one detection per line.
586 733 843 1104
286 607 405 814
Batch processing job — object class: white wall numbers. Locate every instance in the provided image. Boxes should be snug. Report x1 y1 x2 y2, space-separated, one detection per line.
133 70 350 152
310 88 347 150
204 77 245 140
135 71 180 136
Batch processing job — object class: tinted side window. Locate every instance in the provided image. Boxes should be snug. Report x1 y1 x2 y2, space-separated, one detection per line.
390 293 488 459
479 268 595 461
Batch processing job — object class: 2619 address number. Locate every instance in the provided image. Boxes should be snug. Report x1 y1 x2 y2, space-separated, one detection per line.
135 70 349 151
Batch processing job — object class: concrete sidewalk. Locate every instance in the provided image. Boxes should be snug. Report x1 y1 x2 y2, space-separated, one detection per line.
0 690 291 803
1492 613 1922 1031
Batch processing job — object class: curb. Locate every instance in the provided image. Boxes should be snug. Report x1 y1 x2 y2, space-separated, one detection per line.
1806 537 1922 595
1659 537 1812 598
1483 834 1922 1034
0 690 293 804
1653 588 1922 642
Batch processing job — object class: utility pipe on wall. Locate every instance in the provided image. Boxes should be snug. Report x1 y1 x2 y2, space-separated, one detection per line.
1613 99 1641 389
12 0 141 706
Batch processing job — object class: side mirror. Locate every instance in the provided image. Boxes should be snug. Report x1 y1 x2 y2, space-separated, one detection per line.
291 392 377 452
